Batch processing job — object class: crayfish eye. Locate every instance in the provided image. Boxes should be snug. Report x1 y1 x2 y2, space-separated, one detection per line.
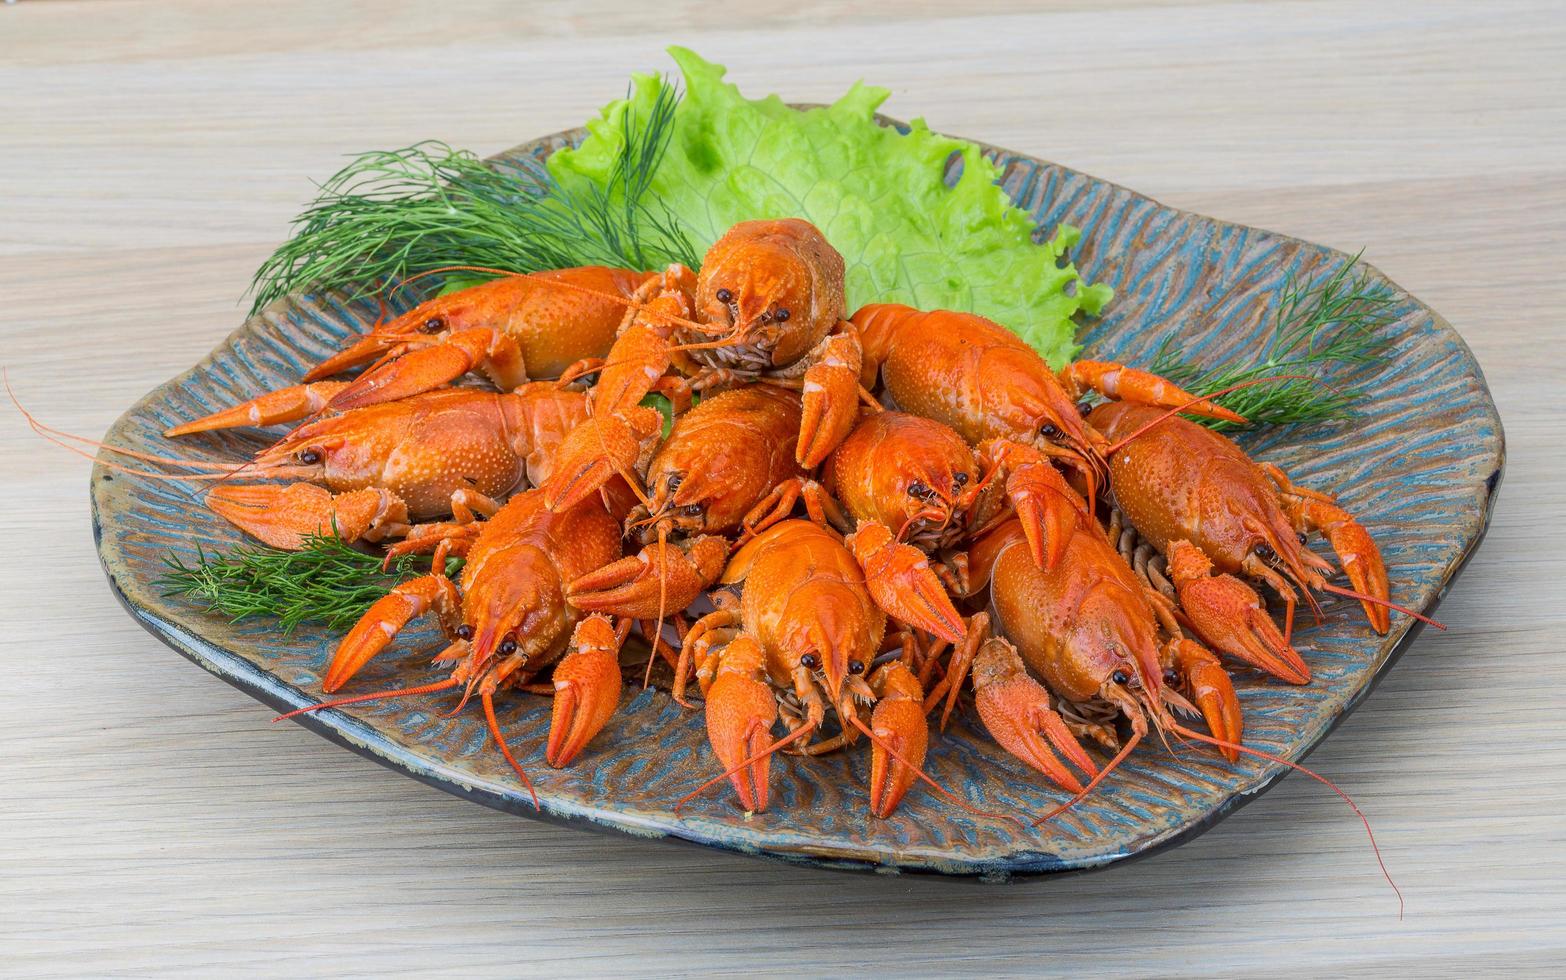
1297 531 1309 545
907 480 930 498
847 659 865 675
774 307 790 322
1256 542 1278 563
421 315 446 333
498 636 518 657
1163 667 1178 685
714 288 733 304
1110 669 1129 686
800 653 821 671
1039 422 1062 440
456 624 474 641
680 503 703 518
666 473 683 492
954 472 970 486
296 449 322 465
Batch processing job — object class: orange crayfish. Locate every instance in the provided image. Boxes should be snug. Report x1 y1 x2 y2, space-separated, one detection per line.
674 520 988 819
1088 402 1435 646
562 384 811 627
572 219 868 468
969 516 1242 787
851 304 1245 498
162 383 589 552
278 487 635 803
306 266 653 411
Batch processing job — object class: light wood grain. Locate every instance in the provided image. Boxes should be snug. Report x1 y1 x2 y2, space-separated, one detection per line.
2 0 1563 975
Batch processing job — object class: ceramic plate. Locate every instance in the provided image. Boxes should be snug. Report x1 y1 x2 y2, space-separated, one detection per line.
92 117 1503 879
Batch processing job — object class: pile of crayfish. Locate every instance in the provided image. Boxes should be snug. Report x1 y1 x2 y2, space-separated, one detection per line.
157 217 1428 822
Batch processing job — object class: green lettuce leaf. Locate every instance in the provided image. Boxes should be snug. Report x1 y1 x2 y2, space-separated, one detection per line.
548 47 1110 366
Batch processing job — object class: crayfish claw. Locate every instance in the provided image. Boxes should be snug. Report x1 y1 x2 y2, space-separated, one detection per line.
1170 639 1243 762
794 330 863 468
165 382 349 436
545 615 625 767
1166 541 1311 684
1064 360 1247 424
867 662 930 818
328 330 497 412
207 483 405 551
303 333 394 383
539 407 660 513
972 638 1095 793
846 521 965 646
702 636 780 812
1312 504 1393 635
324 574 458 692
565 536 727 620
1007 462 1083 570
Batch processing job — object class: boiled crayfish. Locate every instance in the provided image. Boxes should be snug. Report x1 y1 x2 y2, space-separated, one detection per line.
852 303 1244 500
164 383 589 551
277 487 634 804
674 520 989 819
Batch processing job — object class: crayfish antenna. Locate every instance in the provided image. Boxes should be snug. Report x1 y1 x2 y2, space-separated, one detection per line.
1166 721 1403 918
639 523 672 691
1318 583 1445 630
272 676 461 722
6 373 266 483
483 690 540 810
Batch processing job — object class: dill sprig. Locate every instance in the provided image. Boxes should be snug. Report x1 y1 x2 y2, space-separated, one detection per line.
158 534 462 634
1150 254 1398 429
248 79 698 314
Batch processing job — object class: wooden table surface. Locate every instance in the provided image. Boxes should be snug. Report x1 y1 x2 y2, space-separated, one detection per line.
4 1 1563 975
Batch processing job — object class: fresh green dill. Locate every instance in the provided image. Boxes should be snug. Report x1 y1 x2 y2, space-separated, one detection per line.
1150 254 1397 429
158 534 463 634
248 79 698 314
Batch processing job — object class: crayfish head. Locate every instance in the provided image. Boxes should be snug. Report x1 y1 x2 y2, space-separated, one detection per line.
695 220 843 367
461 545 557 668
836 411 976 548
781 586 877 709
1074 589 1166 707
636 466 718 540
380 287 487 340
